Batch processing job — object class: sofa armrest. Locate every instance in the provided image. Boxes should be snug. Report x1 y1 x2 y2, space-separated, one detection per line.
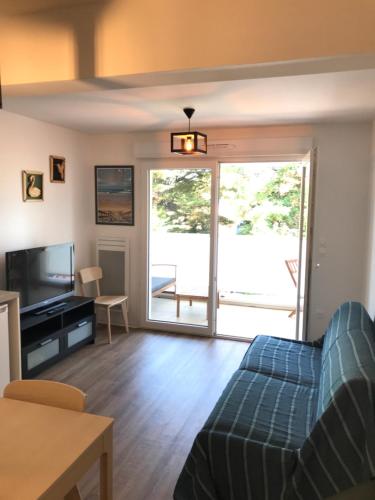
174 429 296 500
293 379 375 499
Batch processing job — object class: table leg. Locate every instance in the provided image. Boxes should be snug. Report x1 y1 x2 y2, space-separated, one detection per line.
121 300 129 334
100 426 113 500
176 296 180 317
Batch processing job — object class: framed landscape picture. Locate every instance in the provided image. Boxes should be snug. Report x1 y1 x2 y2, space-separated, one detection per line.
95 166 134 225
50 155 66 183
22 170 44 202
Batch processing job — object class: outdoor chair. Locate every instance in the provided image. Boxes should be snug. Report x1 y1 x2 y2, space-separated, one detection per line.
285 258 298 318
151 264 177 297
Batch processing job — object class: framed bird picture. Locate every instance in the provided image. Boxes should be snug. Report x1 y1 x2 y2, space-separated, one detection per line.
49 155 66 183
22 170 44 202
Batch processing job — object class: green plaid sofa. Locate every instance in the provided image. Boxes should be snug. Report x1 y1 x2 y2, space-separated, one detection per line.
174 302 375 499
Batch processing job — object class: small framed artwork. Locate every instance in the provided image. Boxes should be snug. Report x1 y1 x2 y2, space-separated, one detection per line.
49 155 66 183
95 166 135 226
22 170 44 202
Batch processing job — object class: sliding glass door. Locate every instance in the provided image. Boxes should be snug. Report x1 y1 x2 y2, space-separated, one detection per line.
145 156 314 341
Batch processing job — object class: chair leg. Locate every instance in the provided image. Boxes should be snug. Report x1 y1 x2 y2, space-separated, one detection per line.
65 485 82 500
106 307 112 344
121 300 129 334
289 309 296 318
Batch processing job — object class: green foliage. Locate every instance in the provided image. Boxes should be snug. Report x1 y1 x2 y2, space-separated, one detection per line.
152 170 211 233
236 219 253 235
256 165 302 235
152 164 303 235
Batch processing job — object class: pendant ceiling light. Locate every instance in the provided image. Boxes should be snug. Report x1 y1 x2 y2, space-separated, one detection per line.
171 107 207 155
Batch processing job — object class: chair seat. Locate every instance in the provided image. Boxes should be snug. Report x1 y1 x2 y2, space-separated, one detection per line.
95 295 127 307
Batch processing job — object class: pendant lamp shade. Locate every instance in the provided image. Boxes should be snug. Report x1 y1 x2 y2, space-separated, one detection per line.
171 108 207 155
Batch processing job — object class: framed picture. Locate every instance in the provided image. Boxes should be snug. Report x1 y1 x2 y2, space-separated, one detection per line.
22 170 44 202
95 166 135 225
49 155 65 183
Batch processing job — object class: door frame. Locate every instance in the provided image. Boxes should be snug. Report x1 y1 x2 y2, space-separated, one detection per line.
139 152 316 341
300 148 317 340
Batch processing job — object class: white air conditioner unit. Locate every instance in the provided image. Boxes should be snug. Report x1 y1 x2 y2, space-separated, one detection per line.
134 137 312 159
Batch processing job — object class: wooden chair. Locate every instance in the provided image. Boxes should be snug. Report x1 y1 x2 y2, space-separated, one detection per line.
285 258 298 318
78 266 129 344
3 380 86 500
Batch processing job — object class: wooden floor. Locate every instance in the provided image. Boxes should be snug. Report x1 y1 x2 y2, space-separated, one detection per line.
39 326 249 500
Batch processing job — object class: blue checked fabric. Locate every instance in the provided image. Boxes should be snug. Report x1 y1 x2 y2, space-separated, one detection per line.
174 302 375 500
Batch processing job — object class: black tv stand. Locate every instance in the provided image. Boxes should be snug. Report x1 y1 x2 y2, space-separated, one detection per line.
33 301 67 316
20 296 96 378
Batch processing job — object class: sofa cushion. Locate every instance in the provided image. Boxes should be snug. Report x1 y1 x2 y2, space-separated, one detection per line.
239 335 321 387
204 369 318 450
317 301 375 417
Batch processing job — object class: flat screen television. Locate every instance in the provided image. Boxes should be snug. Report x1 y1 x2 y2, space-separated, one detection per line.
6 242 75 313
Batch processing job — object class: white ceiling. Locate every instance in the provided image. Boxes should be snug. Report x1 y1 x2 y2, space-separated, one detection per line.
4 68 375 133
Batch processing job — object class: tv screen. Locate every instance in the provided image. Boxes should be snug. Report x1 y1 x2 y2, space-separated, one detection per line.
6 243 75 313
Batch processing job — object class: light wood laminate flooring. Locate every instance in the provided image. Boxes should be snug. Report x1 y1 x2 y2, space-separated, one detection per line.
39 327 249 500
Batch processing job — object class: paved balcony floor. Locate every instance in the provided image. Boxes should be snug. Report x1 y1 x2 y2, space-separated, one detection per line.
150 297 297 340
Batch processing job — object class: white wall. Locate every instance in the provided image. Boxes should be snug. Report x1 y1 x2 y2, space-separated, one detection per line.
85 134 139 324
0 113 371 339
310 123 372 338
88 123 372 340
0 110 94 290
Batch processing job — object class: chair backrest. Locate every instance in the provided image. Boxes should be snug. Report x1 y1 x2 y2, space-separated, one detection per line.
285 259 298 288
78 266 102 296
3 380 86 412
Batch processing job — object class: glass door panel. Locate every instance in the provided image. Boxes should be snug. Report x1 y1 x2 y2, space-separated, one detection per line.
216 161 307 340
148 168 212 327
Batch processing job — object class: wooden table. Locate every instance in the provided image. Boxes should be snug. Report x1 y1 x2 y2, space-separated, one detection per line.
0 398 113 499
176 288 220 318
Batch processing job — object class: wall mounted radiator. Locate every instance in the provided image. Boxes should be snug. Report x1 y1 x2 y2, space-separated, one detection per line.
96 237 130 326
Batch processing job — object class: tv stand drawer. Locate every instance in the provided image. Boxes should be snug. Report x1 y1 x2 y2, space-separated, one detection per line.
23 334 62 377
67 319 94 350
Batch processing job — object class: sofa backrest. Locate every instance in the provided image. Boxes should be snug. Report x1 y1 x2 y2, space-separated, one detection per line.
316 301 375 418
